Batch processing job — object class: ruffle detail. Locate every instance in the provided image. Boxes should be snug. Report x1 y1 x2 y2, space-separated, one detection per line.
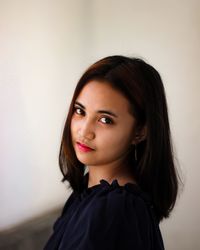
80 174 153 207
83 172 138 190
99 178 139 193
100 178 121 188
99 178 152 205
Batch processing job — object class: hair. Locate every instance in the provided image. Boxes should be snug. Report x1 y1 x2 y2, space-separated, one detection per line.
59 55 180 222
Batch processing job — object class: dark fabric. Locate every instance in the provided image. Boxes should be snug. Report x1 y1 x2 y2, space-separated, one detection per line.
44 174 164 250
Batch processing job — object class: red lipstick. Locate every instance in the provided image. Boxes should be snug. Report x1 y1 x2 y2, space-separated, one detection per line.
76 142 94 152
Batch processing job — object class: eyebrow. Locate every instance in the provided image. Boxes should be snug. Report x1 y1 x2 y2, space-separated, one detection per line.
74 101 118 118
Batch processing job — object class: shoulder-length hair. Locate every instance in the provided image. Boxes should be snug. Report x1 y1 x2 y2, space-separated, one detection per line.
59 55 180 222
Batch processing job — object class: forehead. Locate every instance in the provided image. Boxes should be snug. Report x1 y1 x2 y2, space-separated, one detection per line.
75 80 132 115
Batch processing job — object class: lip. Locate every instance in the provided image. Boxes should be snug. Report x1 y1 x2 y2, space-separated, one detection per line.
76 142 94 152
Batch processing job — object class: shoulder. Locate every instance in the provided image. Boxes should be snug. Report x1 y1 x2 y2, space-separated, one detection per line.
50 179 164 249
83 179 153 229
81 179 156 248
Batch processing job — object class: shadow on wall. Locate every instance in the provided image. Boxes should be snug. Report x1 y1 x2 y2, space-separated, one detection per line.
0 208 62 250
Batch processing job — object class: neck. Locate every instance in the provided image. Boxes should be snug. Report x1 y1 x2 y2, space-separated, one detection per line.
87 164 136 188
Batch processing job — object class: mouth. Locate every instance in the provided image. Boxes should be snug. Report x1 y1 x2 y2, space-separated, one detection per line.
76 142 94 152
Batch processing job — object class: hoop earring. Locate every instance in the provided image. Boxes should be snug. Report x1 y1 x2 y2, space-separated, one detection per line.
134 144 137 161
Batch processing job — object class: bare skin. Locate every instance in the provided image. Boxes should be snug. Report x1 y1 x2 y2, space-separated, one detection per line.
70 80 143 188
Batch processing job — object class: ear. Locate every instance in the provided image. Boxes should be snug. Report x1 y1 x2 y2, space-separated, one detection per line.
131 125 147 145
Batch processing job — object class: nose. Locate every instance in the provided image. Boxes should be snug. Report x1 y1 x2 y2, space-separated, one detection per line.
78 119 95 141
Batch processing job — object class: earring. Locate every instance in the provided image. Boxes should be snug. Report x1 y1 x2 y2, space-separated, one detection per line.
134 144 137 161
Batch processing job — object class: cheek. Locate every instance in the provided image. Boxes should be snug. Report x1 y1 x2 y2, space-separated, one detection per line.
70 118 79 137
94 131 132 165
98 127 133 151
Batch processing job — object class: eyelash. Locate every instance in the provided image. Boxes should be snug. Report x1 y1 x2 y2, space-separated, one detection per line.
73 107 114 125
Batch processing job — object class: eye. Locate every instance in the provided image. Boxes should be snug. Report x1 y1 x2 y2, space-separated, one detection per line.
74 107 84 115
100 117 113 125
73 106 113 125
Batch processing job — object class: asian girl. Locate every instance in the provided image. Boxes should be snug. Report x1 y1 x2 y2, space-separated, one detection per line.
44 55 180 250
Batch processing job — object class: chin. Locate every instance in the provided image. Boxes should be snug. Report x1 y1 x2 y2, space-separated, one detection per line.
76 156 99 166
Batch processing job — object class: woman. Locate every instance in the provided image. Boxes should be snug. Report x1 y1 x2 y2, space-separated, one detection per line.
44 55 179 249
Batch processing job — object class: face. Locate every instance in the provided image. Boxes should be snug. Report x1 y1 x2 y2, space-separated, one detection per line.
70 80 137 170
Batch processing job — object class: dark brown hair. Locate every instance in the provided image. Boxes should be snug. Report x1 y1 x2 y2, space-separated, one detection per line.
59 55 180 222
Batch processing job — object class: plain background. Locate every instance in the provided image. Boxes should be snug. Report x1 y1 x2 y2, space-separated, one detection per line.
0 0 199 249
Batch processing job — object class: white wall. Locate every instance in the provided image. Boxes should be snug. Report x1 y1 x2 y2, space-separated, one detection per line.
0 0 199 249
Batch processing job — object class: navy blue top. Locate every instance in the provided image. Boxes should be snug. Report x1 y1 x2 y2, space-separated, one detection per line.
44 174 164 250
